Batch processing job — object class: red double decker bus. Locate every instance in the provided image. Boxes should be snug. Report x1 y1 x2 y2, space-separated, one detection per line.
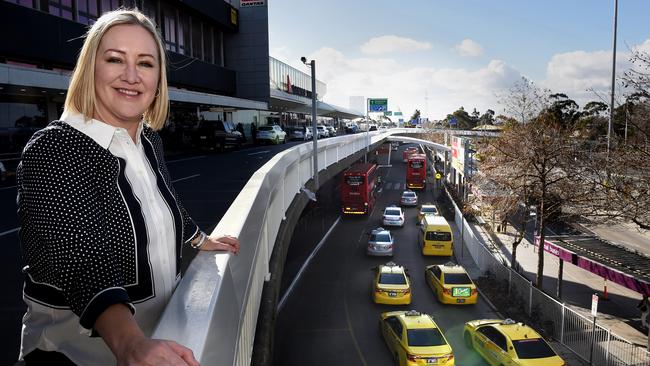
341 163 378 215
402 146 419 162
406 153 427 189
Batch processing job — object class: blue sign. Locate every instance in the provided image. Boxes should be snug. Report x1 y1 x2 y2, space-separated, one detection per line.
449 117 458 125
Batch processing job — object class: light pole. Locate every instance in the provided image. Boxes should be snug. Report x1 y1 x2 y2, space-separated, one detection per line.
607 0 618 156
365 99 370 163
301 57 319 190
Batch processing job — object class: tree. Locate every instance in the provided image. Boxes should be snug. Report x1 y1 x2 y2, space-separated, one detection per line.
410 109 421 122
500 76 547 124
479 109 496 125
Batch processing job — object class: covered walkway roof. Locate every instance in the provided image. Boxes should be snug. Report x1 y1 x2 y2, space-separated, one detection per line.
541 235 650 297
269 89 363 119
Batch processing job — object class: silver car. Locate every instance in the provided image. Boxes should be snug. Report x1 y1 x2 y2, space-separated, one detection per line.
400 190 418 206
367 227 394 256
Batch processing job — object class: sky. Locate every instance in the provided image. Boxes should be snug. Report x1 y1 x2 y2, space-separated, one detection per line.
268 0 650 121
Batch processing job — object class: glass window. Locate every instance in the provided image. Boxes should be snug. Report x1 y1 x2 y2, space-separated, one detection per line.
8 0 36 8
407 328 446 347
178 13 190 55
425 231 451 241
78 0 99 25
203 25 213 64
385 209 401 216
443 273 472 285
371 233 391 242
162 6 177 52
191 19 202 60
214 28 223 65
385 317 402 337
512 339 557 359
378 273 407 285
49 0 73 20
429 266 442 280
0 96 47 129
100 0 119 13
141 0 156 23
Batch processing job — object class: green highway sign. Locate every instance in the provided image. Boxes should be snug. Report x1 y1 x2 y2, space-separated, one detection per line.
394 111 403 116
384 111 392 116
368 98 388 112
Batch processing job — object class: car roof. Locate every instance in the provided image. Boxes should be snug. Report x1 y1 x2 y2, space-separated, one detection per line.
490 319 542 340
379 262 406 274
420 204 437 210
437 262 468 274
371 227 391 234
384 206 402 212
398 311 437 329
423 215 448 226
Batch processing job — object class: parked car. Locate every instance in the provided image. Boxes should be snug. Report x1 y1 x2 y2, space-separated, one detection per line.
345 123 359 134
316 125 329 138
367 227 394 256
256 125 287 144
193 119 242 151
286 126 312 141
326 125 337 137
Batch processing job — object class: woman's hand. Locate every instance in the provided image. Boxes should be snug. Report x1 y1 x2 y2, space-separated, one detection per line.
200 235 239 255
118 336 199 366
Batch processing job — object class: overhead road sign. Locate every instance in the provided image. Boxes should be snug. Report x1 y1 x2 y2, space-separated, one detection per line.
384 111 392 116
394 111 403 116
368 98 388 112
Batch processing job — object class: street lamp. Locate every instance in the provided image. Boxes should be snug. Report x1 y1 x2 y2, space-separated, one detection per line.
607 0 618 156
301 56 319 190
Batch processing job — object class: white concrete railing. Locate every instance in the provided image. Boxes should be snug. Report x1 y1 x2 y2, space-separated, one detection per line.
152 128 422 365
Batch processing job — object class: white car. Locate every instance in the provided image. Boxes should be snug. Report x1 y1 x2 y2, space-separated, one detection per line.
382 206 404 227
256 125 287 144
316 126 329 138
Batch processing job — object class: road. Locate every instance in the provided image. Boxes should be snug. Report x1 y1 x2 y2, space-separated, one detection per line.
274 145 498 366
0 138 305 365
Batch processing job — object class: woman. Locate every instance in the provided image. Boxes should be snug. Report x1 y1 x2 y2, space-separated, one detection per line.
17 9 239 366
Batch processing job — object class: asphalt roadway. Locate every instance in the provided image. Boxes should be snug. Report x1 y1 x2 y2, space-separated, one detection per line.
274 146 498 366
0 138 305 365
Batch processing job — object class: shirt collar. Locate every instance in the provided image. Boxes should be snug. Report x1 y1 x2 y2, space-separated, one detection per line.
61 110 144 149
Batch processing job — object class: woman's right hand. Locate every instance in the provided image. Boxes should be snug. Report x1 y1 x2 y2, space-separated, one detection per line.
118 335 199 366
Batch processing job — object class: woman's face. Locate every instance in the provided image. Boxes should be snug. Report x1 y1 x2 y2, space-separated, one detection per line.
94 24 160 127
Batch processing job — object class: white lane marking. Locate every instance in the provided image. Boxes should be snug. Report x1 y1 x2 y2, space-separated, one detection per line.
167 155 206 163
0 227 20 237
247 150 271 156
277 216 341 312
171 174 200 183
0 185 17 191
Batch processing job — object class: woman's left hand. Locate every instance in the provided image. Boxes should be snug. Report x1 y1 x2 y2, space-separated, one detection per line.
200 235 240 255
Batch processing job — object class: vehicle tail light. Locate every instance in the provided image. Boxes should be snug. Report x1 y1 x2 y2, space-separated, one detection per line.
375 288 382 294
383 216 387 220
445 354 454 362
406 353 421 361
471 288 478 295
443 287 451 295
404 288 410 294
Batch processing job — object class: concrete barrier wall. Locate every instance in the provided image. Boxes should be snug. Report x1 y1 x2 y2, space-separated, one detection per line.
152 129 422 365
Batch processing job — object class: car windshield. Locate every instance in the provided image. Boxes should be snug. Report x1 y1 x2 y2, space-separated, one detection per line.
385 209 401 216
403 192 416 198
512 338 557 359
407 328 446 347
258 126 272 131
379 273 407 284
443 273 472 285
421 207 438 214
371 233 391 242
425 231 451 241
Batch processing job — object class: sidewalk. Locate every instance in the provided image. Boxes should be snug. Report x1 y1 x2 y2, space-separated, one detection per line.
484 222 648 347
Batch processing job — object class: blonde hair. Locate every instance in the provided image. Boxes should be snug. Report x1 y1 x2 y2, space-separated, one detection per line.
64 9 169 130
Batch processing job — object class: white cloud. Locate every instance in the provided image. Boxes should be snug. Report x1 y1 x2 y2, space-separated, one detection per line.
454 39 484 57
543 48 632 105
309 47 521 120
360 35 432 55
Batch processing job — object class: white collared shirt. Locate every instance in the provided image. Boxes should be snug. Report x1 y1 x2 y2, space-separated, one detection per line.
20 112 178 365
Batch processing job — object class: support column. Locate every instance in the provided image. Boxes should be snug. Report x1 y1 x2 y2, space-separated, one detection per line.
557 258 564 299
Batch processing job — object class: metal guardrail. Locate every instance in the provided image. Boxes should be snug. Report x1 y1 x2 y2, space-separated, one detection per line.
448 189 650 366
152 128 426 365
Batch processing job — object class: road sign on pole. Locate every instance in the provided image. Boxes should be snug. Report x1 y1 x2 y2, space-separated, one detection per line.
591 294 598 316
368 98 388 112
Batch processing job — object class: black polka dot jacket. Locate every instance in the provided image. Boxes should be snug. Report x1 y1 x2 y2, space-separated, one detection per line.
16 120 201 331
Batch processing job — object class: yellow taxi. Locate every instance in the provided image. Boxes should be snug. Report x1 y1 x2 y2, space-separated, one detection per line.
464 318 565 366
425 262 477 305
373 262 411 305
417 203 439 222
380 310 455 365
